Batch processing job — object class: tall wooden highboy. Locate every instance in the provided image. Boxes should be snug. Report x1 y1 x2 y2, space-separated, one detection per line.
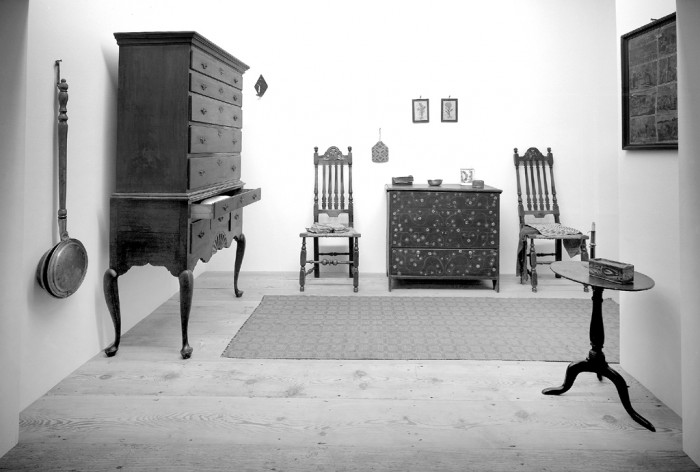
104 32 261 359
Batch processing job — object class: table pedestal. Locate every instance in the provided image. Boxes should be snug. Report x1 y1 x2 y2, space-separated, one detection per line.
542 287 655 432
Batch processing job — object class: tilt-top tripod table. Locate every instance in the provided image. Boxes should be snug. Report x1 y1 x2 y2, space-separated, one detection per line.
543 261 656 432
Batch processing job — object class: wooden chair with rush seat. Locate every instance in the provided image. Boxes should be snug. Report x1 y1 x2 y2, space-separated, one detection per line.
299 146 360 292
514 147 590 292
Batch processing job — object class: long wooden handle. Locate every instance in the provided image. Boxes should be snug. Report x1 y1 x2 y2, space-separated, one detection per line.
57 72 69 241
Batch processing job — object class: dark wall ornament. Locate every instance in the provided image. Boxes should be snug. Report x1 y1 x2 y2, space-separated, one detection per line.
254 74 268 97
441 98 458 122
412 98 429 123
621 12 677 150
371 128 389 163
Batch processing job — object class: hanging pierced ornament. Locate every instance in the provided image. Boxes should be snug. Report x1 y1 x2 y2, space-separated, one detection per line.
371 128 389 163
254 74 268 97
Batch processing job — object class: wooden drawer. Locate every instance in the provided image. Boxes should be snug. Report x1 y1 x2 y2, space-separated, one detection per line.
190 71 242 106
389 248 498 277
230 210 243 236
211 211 230 233
191 48 243 90
190 94 242 128
389 191 499 211
190 187 261 220
188 155 241 190
389 208 499 249
189 125 242 153
190 218 211 256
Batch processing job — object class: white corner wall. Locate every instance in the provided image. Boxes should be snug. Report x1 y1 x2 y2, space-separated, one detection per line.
0 0 28 458
677 0 700 465
615 0 682 415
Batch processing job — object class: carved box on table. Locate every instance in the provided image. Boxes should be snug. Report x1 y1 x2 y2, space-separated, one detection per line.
103 32 261 359
385 183 502 291
588 258 634 284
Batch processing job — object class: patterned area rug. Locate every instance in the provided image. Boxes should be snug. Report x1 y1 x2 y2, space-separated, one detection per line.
222 296 619 362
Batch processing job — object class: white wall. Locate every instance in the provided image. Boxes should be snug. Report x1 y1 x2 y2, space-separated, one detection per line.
677 0 700 465
2 0 622 459
614 0 681 415
0 0 28 457
202 0 620 275
19 0 190 417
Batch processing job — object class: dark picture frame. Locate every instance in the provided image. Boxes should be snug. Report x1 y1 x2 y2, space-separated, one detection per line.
412 98 429 123
441 98 458 122
621 12 677 150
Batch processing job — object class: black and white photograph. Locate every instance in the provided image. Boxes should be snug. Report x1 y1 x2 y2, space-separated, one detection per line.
2 1 700 471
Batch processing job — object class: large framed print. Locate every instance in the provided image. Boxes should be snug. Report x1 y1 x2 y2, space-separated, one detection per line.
621 13 677 150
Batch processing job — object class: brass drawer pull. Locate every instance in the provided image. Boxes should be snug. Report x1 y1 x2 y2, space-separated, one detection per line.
231 165 237 172
232 139 238 145
198 170 205 176
200 83 208 91
200 108 207 115
222 204 229 212
197 231 205 238
233 213 240 220
233 115 238 121
199 137 207 144
217 216 225 222
219 87 224 95
201 62 208 70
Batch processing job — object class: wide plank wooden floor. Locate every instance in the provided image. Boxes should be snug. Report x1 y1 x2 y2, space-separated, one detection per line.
2 271 698 471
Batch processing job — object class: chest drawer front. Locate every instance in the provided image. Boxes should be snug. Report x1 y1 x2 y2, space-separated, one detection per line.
211 188 261 219
188 154 241 190
189 125 242 153
389 248 498 277
190 71 243 106
190 94 242 128
388 190 499 249
191 48 243 90
190 218 211 256
190 187 262 220
389 209 499 249
390 191 499 211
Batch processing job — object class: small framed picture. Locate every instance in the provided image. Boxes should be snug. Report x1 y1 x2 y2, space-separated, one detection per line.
412 98 429 123
441 98 458 122
460 168 474 186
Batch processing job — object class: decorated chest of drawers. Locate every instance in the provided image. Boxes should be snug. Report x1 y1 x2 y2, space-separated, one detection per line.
386 184 501 291
103 32 261 359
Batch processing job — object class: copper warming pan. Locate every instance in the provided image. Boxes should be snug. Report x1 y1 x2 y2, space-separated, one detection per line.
37 61 88 298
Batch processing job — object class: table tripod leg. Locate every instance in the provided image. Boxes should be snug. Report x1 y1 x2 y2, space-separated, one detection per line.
542 360 588 395
600 364 656 432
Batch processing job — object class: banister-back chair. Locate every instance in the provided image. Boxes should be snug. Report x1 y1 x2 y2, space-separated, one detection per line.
299 146 360 292
514 147 589 292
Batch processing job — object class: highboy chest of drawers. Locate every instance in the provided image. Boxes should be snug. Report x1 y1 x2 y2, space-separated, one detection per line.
386 184 501 291
103 32 260 359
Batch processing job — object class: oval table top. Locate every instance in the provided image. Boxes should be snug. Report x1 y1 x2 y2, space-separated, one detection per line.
550 261 655 292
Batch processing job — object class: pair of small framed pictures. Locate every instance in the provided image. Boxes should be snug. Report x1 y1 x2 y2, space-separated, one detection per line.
412 98 458 123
